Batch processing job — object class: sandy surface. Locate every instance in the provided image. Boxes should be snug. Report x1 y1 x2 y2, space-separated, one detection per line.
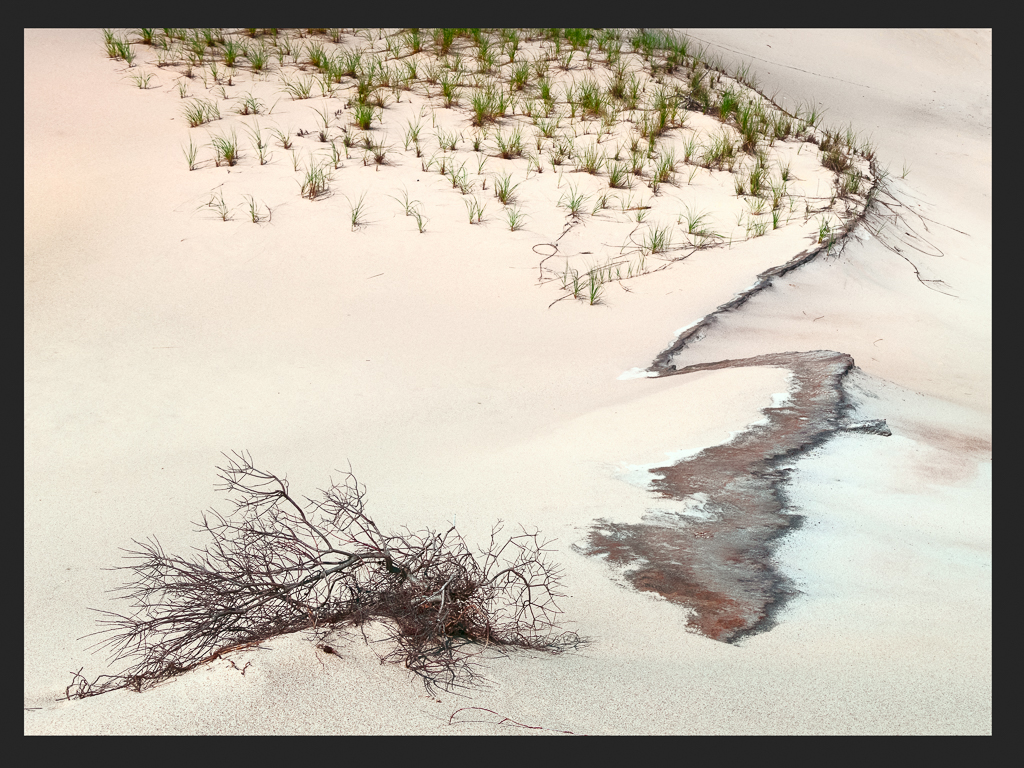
25 29 990 734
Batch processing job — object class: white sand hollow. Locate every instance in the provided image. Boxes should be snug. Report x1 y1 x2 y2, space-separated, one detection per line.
25 29 990 734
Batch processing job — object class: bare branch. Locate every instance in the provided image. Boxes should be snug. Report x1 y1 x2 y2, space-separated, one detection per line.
65 454 583 699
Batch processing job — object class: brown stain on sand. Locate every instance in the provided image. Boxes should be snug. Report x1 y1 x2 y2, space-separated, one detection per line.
577 165 906 643
580 350 858 643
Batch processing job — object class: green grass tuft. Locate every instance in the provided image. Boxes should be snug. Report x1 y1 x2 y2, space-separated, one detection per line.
182 98 221 128
182 137 199 170
607 161 630 189
558 183 589 217
494 172 521 205
347 191 368 229
300 160 332 200
281 74 314 100
352 102 376 131
506 205 527 231
210 128 240 166
575 143 604 174
464 195 486 223
494 125 525 159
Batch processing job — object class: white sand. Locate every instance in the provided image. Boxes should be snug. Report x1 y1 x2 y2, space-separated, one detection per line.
25 29 990 734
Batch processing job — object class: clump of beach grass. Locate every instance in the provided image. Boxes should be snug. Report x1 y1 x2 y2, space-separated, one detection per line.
346 191 368 229
210 128 240 166
300 160 332 200
182 98 220 128
101 27 879 308
464 195 486 224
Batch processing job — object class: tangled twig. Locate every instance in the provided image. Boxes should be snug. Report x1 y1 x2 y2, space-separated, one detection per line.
65 452 583 699
448 706 578 734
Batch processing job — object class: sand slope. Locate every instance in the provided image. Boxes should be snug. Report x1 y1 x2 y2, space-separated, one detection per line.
25 29 989 734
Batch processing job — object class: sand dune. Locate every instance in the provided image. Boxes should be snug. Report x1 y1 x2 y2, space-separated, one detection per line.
25 28 989 734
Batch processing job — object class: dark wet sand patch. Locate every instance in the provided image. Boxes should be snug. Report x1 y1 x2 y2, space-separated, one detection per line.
579 350 892 643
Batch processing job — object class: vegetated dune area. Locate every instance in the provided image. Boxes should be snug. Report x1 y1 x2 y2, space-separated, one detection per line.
25 28 990 735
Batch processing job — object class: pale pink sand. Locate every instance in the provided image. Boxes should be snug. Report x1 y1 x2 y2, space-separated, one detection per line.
25 29 989 734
